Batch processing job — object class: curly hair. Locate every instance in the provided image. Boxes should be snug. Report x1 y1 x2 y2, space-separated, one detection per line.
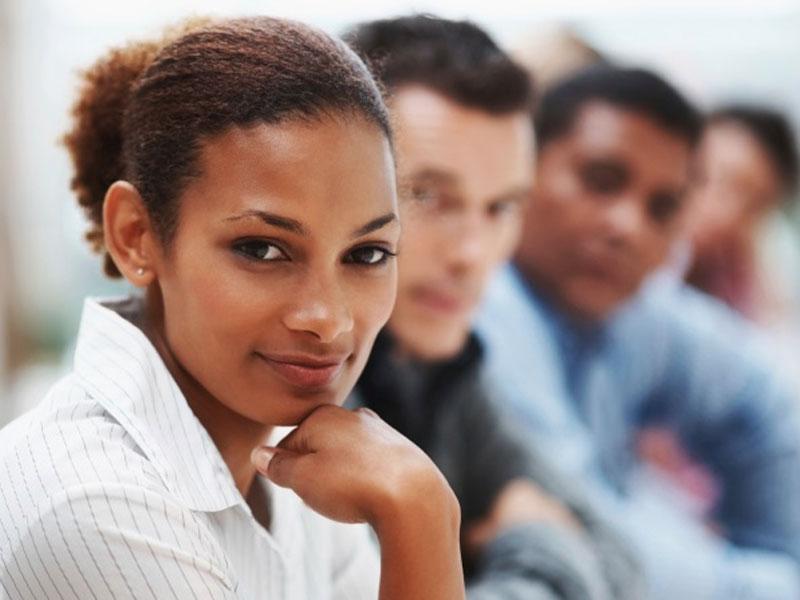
63 16 390 277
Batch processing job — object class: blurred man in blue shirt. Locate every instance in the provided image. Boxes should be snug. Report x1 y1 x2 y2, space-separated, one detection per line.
476 66 800 599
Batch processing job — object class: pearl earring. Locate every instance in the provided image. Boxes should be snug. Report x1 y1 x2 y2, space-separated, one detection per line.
136 267 145 276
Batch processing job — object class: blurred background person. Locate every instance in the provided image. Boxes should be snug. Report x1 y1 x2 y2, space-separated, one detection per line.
347 15 642 600
476 65 800 600
686 105 800 361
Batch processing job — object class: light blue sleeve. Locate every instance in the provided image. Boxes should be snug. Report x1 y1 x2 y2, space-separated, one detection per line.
595 473 800 600
629 286 800 599
475 271 800 599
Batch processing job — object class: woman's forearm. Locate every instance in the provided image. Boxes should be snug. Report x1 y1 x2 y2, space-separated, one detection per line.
374 478 465 600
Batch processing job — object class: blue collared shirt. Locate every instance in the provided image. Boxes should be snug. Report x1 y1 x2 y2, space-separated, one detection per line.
475 264 800 600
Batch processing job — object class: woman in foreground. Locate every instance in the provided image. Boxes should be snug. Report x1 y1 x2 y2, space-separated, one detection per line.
0 17 463 599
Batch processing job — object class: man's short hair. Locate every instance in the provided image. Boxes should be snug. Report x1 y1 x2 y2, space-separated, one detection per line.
709 104 799 197
536 65 702 149
344 14 534 115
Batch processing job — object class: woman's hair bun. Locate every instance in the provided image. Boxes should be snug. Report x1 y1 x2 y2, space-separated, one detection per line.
62 19 211 277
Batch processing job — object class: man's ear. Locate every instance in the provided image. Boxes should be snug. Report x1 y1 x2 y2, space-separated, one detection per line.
103 181 159 287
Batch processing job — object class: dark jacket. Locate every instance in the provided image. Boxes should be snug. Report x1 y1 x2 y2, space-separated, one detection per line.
351 331 644 600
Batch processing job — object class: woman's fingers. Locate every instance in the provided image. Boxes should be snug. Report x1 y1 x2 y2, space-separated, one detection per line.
249 404 452 528
251 446 278 476
251 445 305 491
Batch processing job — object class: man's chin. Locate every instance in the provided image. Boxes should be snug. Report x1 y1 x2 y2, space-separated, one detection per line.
563 285 629 323
396 326 469 362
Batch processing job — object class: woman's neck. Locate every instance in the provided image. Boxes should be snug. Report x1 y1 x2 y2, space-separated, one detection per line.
142 287 272 498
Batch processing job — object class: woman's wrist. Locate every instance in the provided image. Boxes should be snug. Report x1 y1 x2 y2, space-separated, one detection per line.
371 467 461 542
370 472 461 546
371 469 465 600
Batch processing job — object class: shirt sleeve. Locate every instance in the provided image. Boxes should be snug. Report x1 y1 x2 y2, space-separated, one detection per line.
467 523 613 600
478 273 800 599
1 482 239 600
600 489 800 600
455 378 643 600
629 288 800 599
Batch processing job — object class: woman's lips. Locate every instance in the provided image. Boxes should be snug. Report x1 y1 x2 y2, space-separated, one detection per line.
255 352 347 390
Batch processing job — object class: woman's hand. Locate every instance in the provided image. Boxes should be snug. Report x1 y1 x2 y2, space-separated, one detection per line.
251 404 451 526
252 404 465 600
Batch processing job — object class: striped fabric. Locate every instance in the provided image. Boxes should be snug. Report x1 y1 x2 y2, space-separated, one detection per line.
0 297 380 599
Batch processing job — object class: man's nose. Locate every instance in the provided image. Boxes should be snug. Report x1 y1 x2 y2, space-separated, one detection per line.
603 197 646 246
444 211 485 274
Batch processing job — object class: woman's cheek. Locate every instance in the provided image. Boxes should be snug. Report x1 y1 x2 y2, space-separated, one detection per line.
375 267 399 329
352 269 397 337
193 261 276 328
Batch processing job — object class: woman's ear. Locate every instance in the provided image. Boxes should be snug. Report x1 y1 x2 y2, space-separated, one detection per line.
103 181 159 287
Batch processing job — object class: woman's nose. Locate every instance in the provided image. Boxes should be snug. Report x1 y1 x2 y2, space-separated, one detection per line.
282 275 354 343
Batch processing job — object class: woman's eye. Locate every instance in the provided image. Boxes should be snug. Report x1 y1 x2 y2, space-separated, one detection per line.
346 246 395 266
233 240 287 262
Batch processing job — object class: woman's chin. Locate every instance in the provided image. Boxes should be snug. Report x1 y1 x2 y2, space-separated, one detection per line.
256 390 348 427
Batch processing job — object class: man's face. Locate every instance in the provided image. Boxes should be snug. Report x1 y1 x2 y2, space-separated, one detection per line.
389 85 534 360
516 100 693 321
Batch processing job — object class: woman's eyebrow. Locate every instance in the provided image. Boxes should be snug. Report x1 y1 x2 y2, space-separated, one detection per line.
223 209 397 238
223 210 305 235
351 213 398 238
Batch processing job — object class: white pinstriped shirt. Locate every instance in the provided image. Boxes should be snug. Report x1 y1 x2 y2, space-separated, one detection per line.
0 297 380 599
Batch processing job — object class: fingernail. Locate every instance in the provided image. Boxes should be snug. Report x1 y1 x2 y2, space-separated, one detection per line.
251 447 275 472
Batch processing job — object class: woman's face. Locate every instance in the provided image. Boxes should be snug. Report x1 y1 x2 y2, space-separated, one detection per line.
689 121 783 253
150 116 399 426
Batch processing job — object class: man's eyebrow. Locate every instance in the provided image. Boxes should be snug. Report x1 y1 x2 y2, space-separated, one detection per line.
405 168 459 187
398 167 462 200
222 210 306 235
489 185 533 205
351 212 398 238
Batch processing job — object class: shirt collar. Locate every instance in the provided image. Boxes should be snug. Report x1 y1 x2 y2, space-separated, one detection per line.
507 264 609 353
72 296 242 512
366 328 484 386
356 329 484 446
